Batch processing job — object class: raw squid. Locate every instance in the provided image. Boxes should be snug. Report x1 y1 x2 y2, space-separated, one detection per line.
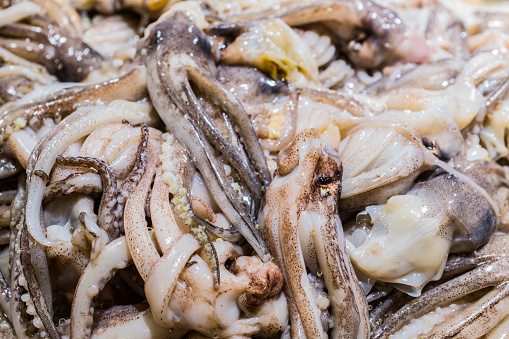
0 0 508 338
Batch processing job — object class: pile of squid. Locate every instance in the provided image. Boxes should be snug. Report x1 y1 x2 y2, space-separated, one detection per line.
1 0 509 338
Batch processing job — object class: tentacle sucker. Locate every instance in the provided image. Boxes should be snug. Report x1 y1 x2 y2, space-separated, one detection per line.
55 122 150 239
70 236 131 339
159 132 220 287
25 101 154 248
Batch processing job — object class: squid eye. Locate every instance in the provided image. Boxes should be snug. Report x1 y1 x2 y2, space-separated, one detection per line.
422 136 436 150
318 176 332 185
225 257 236 274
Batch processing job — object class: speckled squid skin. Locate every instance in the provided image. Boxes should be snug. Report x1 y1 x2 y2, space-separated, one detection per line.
261 129 369 338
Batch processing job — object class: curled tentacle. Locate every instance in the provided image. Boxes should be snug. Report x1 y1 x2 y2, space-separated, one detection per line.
55 156 119 239
78 212 109 261
115 122 150 222
70 236 131 339
25 101 154 248
42 173 103 204
55 122 149 239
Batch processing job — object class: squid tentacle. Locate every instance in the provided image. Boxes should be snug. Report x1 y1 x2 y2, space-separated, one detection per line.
159 133 221 287
70 236 131 339
191 214 242 242
25 101 153 248
55 156 119 238
42 172 103 204
373 260 509 338
55 122 149 239
186 63 270 197
146 12 270 261
19 226 59 338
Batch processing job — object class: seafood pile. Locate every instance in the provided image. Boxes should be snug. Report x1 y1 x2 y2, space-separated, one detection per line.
1 0 509 337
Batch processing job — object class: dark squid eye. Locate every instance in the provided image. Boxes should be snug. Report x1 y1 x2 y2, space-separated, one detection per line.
422 136 436 150
318 176 332 185
225 257 236 274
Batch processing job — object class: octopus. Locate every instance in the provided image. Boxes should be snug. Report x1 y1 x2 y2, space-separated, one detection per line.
0 0 509 338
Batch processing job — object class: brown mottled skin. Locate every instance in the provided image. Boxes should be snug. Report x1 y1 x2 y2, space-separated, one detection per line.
145 11 271 260
262 129 369 338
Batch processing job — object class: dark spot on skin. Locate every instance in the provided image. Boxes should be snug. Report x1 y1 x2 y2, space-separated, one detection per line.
258 74 289 96
422 136 435 151
216 65 289 106
312 152 342 199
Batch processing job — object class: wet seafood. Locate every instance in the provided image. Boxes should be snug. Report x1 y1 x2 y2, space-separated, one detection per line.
1 0 509 338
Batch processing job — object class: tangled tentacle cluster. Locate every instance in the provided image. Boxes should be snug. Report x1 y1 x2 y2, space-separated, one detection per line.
1 1 509 338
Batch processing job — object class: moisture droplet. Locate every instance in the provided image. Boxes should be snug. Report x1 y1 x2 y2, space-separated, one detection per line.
317 270 323 277
212 333 219 339
368 305 373 310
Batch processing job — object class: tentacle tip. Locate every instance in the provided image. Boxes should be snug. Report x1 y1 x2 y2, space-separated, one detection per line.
213 279 220 290
260 253 271 263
